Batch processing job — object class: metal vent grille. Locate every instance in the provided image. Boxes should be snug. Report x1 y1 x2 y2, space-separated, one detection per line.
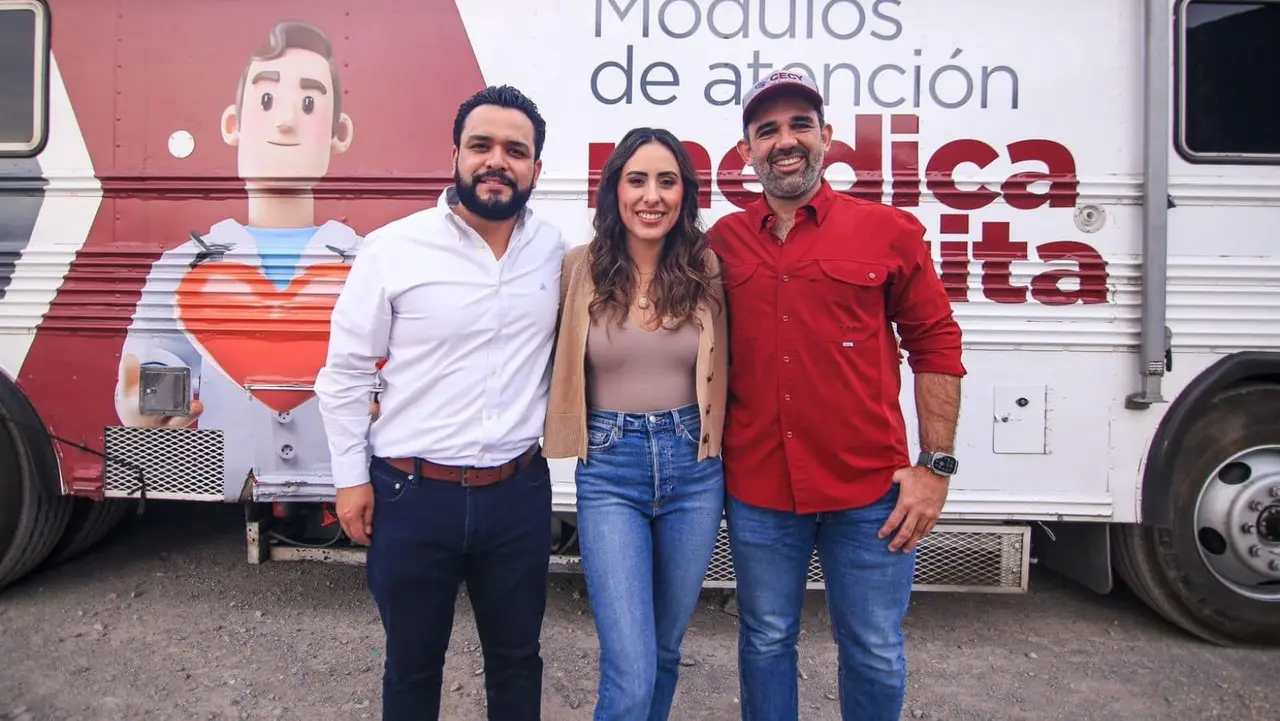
702 522 1029 593
913 524 1028 591
102 427 225 501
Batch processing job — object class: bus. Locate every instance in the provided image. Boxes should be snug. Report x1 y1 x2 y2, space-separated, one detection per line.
0 0 1277 648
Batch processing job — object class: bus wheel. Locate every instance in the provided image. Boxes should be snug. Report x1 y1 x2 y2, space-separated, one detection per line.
43 497 131 567
1113 382 1280 647
0 413 73 591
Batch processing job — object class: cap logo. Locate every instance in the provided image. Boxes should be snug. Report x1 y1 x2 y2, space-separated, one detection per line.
743 69 821 121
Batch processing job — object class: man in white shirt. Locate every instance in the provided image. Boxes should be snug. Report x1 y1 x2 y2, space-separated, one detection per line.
314 85 568 721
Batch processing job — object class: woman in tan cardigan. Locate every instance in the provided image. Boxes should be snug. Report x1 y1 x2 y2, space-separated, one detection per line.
543 127 728 721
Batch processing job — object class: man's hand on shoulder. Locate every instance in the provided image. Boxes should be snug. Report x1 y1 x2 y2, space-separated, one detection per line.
878 465 950 553
336 483 375 546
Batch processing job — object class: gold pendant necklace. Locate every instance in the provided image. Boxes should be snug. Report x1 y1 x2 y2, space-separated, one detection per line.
636 268 655 309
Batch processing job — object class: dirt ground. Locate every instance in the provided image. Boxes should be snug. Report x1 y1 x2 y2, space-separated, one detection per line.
0 501 1276 721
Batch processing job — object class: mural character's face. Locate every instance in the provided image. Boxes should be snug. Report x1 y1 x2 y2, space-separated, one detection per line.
221 47 353 186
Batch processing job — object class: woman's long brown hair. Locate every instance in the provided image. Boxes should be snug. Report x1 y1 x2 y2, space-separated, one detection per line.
587 127 721 328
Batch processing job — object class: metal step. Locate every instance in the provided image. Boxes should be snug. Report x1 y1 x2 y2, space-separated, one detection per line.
699 521 1031 593
552 522 1030 594
252 520 1030 594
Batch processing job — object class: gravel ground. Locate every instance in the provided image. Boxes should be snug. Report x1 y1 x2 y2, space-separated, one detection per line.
0 500 1276 721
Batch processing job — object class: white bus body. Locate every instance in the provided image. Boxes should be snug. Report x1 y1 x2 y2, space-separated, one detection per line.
0 0 1276 646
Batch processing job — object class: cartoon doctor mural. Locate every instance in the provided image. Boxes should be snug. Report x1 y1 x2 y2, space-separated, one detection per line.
114 20 362 501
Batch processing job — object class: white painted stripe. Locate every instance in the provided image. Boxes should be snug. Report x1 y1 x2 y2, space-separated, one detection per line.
0 52 103 378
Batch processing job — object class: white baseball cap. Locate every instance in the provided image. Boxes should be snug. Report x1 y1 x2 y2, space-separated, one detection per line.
741 70 824 125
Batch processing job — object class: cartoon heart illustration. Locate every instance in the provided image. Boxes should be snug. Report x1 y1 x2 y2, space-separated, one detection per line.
175 261 352 413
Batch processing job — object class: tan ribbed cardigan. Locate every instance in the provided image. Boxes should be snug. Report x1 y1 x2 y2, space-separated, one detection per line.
542 243 729 462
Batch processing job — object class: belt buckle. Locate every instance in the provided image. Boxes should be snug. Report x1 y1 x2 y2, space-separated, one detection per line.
459 466 470 487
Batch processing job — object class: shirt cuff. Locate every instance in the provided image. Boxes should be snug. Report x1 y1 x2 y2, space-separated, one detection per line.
330 451 371 489
908 350 967 377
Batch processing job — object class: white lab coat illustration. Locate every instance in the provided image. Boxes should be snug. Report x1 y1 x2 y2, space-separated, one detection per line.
115 218 364 502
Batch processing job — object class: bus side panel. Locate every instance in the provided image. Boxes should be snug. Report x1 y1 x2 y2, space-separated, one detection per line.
1 0 119 492
9 0 1276 522
464 0 1153 521
14 0 1156 515
13 0 487 499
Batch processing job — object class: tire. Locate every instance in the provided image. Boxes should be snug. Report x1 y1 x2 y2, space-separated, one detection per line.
1113 382 1280 647
42 497 131 567
0 415 74 591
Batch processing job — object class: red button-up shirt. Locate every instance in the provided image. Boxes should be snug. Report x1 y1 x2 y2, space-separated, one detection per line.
707 180 966 514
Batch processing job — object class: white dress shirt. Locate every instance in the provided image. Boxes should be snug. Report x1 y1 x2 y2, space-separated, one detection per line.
314 187 570 489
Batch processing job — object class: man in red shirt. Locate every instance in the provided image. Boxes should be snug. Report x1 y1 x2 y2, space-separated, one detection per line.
707 71 966 721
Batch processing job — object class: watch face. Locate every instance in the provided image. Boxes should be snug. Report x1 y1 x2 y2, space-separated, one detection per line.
931 454 959 475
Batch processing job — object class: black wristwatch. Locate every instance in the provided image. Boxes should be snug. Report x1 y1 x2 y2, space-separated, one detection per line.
917 450 959 477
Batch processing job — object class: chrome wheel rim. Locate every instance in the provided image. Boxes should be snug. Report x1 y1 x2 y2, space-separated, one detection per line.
1193 444 1280 602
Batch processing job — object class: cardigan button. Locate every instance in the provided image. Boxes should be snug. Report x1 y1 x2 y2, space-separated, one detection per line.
702 434 710 443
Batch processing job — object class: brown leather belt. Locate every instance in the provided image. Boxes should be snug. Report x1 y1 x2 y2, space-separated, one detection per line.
380 444 541 487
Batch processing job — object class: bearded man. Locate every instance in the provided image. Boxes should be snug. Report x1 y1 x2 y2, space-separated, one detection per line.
315 85 569 721
706 72 967 721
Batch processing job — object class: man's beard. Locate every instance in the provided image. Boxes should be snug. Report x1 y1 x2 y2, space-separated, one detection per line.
454 167 533 221
755 146 823 200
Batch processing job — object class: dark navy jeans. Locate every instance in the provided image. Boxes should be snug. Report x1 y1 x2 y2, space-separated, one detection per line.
726 483 914 721
575 403 726 721
365 449 552 721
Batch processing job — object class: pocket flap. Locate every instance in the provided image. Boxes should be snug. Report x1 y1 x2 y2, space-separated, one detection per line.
817 259 889 287
722 262 760 289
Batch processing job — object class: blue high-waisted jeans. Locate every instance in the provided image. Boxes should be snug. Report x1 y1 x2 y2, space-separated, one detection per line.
574 403 726 721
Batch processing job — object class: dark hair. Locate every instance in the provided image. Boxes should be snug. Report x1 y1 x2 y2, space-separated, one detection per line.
236 21 345 137
588 127 721 329
452 85 548 160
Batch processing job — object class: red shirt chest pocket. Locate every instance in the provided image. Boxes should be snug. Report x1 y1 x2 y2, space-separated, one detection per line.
720 261 768 337
792 258 891 343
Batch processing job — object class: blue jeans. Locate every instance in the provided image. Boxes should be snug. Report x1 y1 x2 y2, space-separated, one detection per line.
574 403 726 721
726 483 914 721
365 449 551 721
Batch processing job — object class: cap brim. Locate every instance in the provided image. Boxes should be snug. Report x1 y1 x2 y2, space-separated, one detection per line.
742 83 824 125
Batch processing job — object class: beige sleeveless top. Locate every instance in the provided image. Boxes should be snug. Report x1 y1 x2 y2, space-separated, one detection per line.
585 313 699 413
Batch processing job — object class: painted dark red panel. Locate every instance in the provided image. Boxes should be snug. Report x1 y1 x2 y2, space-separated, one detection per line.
18 0 486 494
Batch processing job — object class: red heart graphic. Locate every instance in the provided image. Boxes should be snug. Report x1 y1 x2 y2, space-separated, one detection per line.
175 261 352 413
